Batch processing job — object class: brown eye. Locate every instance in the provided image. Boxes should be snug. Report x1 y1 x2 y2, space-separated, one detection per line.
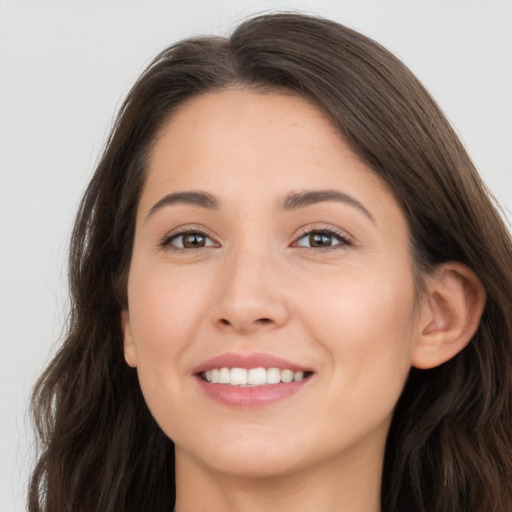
295 229 350 249
182 233 206 248
163 231 217 250
309 233 334 247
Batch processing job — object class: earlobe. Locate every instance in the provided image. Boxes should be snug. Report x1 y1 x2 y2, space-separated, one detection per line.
411 262 486 370
121 310 137 368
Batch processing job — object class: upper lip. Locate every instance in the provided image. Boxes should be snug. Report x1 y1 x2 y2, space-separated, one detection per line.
192 352 312 375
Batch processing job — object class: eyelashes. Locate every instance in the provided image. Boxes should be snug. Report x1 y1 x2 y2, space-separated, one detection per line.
160 230 218 250
292 228 351 250
159 226 352 253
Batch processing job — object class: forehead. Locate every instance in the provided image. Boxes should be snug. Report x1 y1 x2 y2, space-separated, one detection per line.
147 89 368 185
150 88 345 171
141 88 405 230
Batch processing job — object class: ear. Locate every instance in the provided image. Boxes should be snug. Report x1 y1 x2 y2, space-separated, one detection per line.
121 310 137 368
411 262 486 369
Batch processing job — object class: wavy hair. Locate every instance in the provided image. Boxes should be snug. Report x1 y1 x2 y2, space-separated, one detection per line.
29 12 512 512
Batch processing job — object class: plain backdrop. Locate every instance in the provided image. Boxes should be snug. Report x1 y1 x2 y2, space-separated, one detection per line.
1 1 511 511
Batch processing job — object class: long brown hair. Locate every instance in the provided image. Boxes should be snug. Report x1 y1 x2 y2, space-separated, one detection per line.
29 12 512 512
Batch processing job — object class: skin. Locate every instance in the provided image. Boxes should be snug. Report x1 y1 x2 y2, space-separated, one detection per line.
122 89 482 512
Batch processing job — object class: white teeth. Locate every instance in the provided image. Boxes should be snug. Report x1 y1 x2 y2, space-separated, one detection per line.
202 366 309 386
248 367 267 385
218 367 230 384
266 367 281 384
230 368 248 386
281 369 294 383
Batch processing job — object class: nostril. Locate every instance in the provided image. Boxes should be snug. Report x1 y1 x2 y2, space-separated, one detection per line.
215 314 280 331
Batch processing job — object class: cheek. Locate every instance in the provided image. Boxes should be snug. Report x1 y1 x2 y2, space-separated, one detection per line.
127 263 209 357
296 272 415 445
125 264 211 429
297 264 416 394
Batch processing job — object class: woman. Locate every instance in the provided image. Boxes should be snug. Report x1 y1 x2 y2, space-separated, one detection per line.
29 12 512 512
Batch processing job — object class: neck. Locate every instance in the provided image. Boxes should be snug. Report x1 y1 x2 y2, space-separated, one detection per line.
174 444 383 512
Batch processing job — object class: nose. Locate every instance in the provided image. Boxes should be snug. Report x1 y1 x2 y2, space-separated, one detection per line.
209 244 290 334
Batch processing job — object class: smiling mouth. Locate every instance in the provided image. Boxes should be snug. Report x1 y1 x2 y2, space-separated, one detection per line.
200 367 313 387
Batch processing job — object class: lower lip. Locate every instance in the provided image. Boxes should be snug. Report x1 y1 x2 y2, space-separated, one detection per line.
195 376 310 407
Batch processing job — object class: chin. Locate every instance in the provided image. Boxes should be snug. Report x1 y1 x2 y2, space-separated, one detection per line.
174 431 315 479
203 452 309 480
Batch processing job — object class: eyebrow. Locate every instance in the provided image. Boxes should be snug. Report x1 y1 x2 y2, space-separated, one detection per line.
145 188 373 222
280 190 374 221
146 191 219 220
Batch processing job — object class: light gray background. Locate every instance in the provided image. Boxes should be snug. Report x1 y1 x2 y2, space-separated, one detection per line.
1 1 511 510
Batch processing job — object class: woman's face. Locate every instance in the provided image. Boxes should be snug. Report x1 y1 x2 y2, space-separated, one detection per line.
123 89 424 479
